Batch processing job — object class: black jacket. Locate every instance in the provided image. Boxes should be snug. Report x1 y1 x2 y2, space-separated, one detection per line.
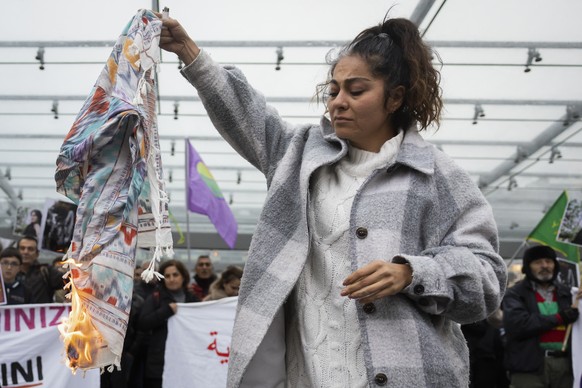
502 279 572 373
18 262 64 303
138 286 199 380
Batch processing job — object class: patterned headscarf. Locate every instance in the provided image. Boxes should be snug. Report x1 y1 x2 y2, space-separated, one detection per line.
55 9 172 371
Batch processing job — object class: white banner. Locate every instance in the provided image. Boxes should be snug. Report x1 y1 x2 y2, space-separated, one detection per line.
0 304 100 388
163 297 238 388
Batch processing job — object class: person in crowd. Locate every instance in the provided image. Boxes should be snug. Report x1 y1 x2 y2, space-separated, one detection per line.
189 254 217 300
101 285 146 388
138 259 199 388
461 318 509 388
130 260 160 388
158 12 507 387
51 256 68 303
1 247 29 304
503 244 582 388
204 265 243 301
17 236 64 303
22 209 42 238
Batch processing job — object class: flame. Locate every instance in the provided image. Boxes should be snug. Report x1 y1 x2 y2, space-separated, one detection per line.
58 258 103 373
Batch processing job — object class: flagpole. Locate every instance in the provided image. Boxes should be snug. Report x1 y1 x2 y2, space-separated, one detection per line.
185 138 191 264
506 240 528 268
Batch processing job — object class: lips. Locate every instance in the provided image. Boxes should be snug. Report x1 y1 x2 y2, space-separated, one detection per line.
333 116 352 123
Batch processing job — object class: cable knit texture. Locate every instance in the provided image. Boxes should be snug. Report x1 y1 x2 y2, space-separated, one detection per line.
287 134 403 387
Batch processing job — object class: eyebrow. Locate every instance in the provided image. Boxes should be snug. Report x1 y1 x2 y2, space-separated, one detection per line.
329 77 372 87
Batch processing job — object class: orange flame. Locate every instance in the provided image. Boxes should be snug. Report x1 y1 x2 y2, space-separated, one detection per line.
58 258 103 373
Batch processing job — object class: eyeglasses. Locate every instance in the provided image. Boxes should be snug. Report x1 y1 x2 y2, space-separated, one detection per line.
1 262 20 268
197 263 212 267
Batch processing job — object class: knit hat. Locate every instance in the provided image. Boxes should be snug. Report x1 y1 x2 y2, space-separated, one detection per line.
521 245 559 282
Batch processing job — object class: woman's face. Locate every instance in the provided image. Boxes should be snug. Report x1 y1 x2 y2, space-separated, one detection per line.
327 55 401 152
30 212 38 223
223 278 241 297
163 265 184 292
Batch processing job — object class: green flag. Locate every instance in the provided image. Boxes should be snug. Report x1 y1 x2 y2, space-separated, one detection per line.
527 191 580 263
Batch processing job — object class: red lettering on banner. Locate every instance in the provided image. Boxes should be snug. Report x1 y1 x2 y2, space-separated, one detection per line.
48 305 69 327
0 305 72 332
207 331 230 364
15 308 35 331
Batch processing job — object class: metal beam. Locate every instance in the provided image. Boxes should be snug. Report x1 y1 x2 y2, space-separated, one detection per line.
1 40 581 49
0 169 20 209
478 109 582 189
1 95 580 107
410 0 436 27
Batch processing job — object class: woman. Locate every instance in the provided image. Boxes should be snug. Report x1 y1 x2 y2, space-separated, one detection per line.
22 209 42 238
204 265 243 301
138 259 199 388
159 14 507 388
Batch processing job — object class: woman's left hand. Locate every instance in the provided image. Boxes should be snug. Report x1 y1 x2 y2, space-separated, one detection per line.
341 260 412 304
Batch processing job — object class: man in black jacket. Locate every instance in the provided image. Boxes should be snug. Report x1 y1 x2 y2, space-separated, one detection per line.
17 236 64 303
503 245 580 388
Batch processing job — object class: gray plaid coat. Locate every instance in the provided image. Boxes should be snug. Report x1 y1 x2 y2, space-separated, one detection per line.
182 50 507 388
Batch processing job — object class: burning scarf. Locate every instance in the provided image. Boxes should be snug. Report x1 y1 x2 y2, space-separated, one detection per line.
54 9 172 372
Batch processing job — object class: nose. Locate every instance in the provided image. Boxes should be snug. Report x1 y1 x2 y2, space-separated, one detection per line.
329 90 348 111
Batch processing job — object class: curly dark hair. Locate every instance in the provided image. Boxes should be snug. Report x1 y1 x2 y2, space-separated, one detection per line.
317 16 442 131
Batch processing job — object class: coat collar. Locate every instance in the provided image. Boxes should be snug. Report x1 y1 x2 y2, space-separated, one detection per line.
320 117 435 176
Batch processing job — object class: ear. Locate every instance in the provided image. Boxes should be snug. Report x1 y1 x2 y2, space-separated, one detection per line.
386 86 405 113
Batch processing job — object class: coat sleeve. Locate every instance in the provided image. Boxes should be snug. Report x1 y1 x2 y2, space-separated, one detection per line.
179 50 304 179
392 156 507 324
502 285 560 340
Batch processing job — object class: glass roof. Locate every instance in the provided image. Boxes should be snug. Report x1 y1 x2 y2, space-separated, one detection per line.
1 0 581 258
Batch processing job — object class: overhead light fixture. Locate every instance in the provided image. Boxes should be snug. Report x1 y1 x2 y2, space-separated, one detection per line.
4 167 11 181
236 171 241 185
509 221 519 230
174 102 179 120
170 140 175 156
549 147 562 164
51 100 59 119
35 47 45 70
524 48 542 73
178 58 183 70
17 189 23 200
229 193 234 205
168 169 173 183
507 177 518 191
275 47 284 71
472 104 485 125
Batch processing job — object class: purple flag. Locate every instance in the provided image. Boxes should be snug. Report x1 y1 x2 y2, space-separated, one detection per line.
186 139 238 249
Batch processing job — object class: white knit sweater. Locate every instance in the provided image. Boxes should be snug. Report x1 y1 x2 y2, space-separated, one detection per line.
286 132 403 388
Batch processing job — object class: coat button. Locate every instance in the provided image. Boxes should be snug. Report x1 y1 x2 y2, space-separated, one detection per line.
413 284 425 295
374 373 388 386
356 227 368 239
363 303 376 314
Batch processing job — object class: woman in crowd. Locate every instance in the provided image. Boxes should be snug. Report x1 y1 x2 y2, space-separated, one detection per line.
158 12 507 388
138 259 199 388
22 209 42 238
204 265 243 301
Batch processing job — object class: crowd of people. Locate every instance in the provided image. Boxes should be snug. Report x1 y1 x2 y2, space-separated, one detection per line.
0 241 243 388
2 238 579 387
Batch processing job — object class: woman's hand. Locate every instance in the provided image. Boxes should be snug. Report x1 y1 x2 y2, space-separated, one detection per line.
155 13 200 66
169 302 178 314
341 260 412 304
